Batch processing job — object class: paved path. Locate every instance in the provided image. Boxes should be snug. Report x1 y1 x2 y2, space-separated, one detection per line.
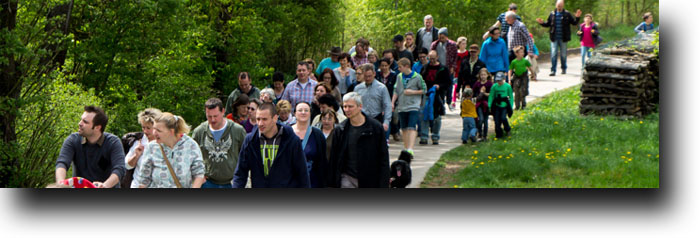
388 53 585 188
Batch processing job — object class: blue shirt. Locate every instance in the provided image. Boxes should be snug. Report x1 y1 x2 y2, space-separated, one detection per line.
210 121 227 142
315 57 341 75
634 22 655 33
479 37 510 73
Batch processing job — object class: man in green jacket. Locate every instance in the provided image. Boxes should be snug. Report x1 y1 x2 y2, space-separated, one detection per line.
193 98 247 188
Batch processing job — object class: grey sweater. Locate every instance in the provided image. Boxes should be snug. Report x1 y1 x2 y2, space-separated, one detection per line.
56 132 126 187
394 71 427 113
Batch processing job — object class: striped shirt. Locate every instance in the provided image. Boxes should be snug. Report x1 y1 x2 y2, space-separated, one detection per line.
554 11 564 40
281 78 318 110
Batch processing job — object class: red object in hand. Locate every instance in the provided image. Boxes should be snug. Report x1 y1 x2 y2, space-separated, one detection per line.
62 177 96 188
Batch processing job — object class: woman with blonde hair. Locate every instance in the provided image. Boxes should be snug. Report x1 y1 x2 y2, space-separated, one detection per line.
134 113 206 188
276 99 296 126
123 108 162 188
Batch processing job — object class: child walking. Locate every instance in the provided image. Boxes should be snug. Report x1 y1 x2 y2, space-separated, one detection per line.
488 72 513 139
508 46 536 110
472 68 493 141
460 87 478 144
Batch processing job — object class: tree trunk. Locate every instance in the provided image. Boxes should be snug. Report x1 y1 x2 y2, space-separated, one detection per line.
0 0 20 187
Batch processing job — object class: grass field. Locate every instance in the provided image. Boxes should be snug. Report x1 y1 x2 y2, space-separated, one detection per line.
534 24 639 54
421 85 659 188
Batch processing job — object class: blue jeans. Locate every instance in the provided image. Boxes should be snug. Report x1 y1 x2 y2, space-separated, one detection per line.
462 117 477 141
550 40 568 72
492 106 510 138
399 111 420 130
202 180 232 188
581 46 593 67
420 115 441 141
476 106 489 138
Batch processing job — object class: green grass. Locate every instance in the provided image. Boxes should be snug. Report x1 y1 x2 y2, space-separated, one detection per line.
422 86 659 188
534 24 639 54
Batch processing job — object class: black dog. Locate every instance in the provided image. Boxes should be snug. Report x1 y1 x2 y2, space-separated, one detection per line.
390 150 413 188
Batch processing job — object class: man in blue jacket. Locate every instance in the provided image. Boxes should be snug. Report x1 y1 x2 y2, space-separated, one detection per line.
233 102 310 188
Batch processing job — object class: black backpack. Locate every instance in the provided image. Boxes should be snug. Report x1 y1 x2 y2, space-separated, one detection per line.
120 132 144 189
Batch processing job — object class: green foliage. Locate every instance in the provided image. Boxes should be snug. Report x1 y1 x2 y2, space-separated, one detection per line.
12 72 102 188
423 86 659 188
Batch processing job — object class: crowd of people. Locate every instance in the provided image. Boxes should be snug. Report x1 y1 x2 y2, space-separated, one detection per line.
54 0 656 188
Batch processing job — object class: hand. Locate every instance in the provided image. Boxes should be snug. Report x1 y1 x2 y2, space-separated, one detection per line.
480 87 486 93
134 141 144 158
577 31 582 35
591 29 596 34
94 181 105 188
434 85 440 90
575 9 582 18
383 124 389 131
528 53 536 57
536 18 544 24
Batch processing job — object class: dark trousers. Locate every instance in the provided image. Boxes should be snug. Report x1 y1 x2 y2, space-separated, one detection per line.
476 106 489 138
492 106 511 138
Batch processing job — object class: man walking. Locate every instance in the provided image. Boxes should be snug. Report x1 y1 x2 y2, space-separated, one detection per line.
329 92 390 188
192 98 247 188
414 15 439 61
55 106 125 188
225 72 261 116
419 50 451 145
354 63 392 141
430 27 458 111
282 61 319 110
232 102 310 188
536 0 581 76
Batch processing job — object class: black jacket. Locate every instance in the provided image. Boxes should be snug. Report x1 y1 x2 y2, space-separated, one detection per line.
328 112 390 188
539 9 580 42
421 63 451 116
457 57 487 93
413 26 439 60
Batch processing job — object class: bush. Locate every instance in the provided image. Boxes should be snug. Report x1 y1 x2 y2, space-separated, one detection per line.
12 72 102 188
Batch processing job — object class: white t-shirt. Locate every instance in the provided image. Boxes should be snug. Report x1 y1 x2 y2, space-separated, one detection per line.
422 29 434 51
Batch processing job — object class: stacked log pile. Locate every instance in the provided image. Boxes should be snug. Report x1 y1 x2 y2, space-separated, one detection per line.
580 39 659 117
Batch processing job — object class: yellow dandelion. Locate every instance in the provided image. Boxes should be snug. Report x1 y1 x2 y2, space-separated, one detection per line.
621 156 626 159
498 155 503 159
474 150 478 154
639 121 643 124
488 156 492 159
529 153 532 156
600 118 604 121
567 148 571 152
605 148 609 151
563 154 567 157
647 154 651 157
521 150 525 153
656 154 659 158
627 151 631 155
554 121 559 125
454 185 459 188
471 162 475 165
475 166 480 168
479 162 484 165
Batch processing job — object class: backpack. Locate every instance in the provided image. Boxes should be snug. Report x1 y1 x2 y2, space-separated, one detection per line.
120 132 144 189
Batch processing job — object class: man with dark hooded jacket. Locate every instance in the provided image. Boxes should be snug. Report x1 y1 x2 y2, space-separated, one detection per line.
329 92 390 188
418 50 452 145
233 102 310 188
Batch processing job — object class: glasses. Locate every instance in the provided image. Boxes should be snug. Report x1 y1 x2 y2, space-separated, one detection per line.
247 107 256 111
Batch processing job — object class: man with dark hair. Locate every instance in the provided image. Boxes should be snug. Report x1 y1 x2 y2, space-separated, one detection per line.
282 61 319 110
55 105 125 188
458 44 487 94
412 47 430 74
351 38 371 67
393 34 414 63
379 49 398 72
193 98 247 188
233 102 310 188
225 72 261 116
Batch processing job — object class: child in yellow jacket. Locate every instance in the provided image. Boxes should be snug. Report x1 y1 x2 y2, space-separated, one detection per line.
461 87 478 144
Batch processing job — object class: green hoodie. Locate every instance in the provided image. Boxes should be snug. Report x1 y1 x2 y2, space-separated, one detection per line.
192 119 246 185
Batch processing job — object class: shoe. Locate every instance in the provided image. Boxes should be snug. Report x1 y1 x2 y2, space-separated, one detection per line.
476 137 484 142
562 69 566 75
470 136 477 143
549 71 555 76
462 140 467 144
419 140 428 145
505 131 511 137
392 133 401 142
432 140 439 145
